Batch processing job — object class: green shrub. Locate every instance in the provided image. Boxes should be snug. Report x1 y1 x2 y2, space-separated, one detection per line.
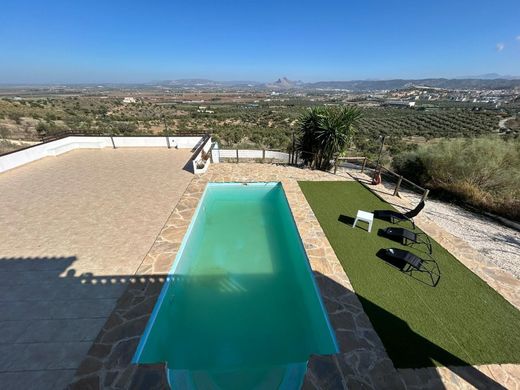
393 137 520 220
297 106 362 170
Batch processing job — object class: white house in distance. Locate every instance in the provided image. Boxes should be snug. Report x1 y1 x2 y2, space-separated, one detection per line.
197 106 214 114
384 100 416 108
122 97 137 104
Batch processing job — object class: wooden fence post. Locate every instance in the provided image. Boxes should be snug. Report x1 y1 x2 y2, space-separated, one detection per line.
361 157 367 173
393 175 403 196
262 149 265 163
236 148 239 163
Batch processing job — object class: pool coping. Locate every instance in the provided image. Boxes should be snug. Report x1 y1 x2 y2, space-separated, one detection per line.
67 164 519 389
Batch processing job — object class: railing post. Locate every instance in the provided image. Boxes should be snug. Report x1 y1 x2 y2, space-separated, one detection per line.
110 136 116 149
393 175 403 196
262 149 265 163
361 157 367 173
421 189 430 202
333 156 339 175
166 136 171 149
236 148 239 163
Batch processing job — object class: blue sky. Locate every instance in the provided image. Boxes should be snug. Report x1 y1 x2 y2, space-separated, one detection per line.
0 0 519 83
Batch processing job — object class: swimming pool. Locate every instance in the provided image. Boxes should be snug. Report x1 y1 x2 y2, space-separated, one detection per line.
133 182 338 389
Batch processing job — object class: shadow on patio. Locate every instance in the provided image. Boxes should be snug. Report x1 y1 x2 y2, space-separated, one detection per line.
0 256 509 389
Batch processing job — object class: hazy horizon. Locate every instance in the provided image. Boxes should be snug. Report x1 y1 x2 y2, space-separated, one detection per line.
1 0 519 84
2 73 520 87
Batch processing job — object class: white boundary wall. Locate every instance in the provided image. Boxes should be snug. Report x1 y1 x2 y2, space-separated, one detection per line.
0 136 204 174
218 149 289 162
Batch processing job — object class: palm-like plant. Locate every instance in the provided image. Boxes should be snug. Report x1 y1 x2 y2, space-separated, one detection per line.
297 106 362 170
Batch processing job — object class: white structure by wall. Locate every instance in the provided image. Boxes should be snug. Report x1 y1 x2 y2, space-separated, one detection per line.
192 139 213 174
0 136 205 174
211 143 220 164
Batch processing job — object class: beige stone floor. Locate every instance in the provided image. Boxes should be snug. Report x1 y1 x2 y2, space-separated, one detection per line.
0 148 193 389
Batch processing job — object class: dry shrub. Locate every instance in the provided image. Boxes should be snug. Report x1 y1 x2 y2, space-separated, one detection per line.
393 137 520 221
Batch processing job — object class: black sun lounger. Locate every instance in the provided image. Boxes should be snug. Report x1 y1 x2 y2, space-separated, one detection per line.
380 227 432 254
381 247 440 287
374 200 425 229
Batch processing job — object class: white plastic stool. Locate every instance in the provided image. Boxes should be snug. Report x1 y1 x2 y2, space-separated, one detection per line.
352 210 374 233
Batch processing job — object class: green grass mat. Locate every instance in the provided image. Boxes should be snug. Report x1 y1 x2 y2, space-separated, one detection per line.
299 181 520 368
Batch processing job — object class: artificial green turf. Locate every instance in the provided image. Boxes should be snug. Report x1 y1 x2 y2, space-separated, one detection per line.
299 181 520 369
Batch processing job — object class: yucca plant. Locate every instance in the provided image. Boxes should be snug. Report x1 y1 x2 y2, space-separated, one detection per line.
297 106 362 170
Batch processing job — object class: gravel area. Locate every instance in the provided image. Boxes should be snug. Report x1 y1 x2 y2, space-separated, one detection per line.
408 195 520 280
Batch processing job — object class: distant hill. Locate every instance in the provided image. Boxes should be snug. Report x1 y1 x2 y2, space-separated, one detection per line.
456 73 520 80
266 77 303 89
150 77 520 91
306 78 520 91
151 79 262 88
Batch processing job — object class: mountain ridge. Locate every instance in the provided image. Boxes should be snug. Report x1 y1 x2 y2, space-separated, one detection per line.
151 76 520 91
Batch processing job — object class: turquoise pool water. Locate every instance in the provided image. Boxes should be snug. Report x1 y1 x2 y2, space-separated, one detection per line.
133 182 338 389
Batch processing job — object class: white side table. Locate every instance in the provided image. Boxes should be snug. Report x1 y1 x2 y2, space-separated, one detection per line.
352 210 374 233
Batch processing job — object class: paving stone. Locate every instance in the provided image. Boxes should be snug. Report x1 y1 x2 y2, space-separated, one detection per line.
17 318 107 343
88 343 113 359
127 365 168 390
0 320 31 343
77 357 104 376
68 375 100 390
307 355 345 390
101 316 149 343
7 342 92 371
0 370 76 390
105 338 140 370
103 371 118 387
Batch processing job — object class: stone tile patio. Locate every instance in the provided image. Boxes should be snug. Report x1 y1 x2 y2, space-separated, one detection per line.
69 163 519 389
0 148 193 389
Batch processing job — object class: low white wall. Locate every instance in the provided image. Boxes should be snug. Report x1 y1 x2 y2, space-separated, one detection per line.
0 136 204 173
171 137 203 149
